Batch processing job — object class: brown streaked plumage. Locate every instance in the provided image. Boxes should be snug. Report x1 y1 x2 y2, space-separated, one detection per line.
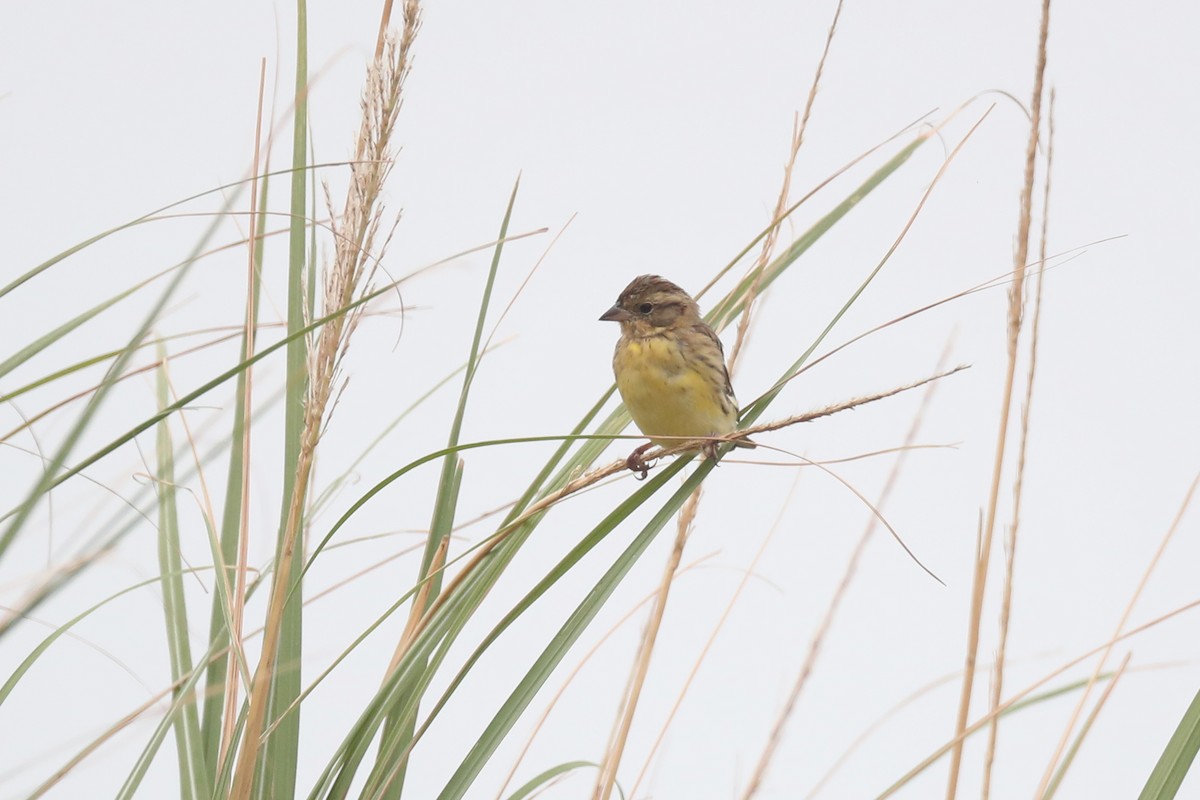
600 275 748 476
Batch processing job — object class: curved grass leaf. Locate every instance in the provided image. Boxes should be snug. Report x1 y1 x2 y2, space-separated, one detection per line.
1138 684 1200 800
154 352 210 800
300 129 932 798
0 265 183 384
0 174 247 563
200 170 269 775
505 760 623 800
255 2 311 794
433 458 703 799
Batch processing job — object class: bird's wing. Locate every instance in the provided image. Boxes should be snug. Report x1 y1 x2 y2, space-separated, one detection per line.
691 322 735 399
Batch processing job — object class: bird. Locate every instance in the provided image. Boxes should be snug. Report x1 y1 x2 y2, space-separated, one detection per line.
599 274 750 477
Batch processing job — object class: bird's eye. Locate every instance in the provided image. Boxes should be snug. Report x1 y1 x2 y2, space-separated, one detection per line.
638 302 653 314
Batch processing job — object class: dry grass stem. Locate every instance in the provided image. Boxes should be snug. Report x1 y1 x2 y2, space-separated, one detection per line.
739 365 968 445
229 6 421 796
26 680 191 799
413 365 966 651
981 89 1056 798
585 165 845 789
728 0 844 370
1034 471 1200 796
584 34 856 781
593 487 704 800
253 542 439 743
742 340 953 799
0 327 266 444
1041 652 1133 797
481 213 577 357
694 110 940 303
881 597 1200 800
728 103 989 432
781 229 1121 414
385 534 447 679
374 0 396 59
217 56 269 775
495 556 716 800
945 2 1051 797
807 669 976 798
631 473 804 799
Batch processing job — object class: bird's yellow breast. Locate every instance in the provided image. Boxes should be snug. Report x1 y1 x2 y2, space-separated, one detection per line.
613 334 736 447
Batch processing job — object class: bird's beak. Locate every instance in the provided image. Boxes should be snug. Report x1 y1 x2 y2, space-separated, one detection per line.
599 304 632 322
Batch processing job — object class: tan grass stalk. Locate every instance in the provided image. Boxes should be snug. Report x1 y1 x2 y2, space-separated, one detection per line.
229 6 420 796
593 487 704 800
250 542 441 743
944 1 1052 796
33 539 431 792
630 473 804 798
161 353 254 706
1033 471 1200 796
216 56 270 775
808 669 980 798
728 0 844 368
882 597 1200 800
741 341 954 798
385 534 448 678
981 89 1056 798
494 556 717 799
693 108 940 304
759 228 1126 414
0 329 262 444
27 680 192 799
1041 652 1133 796
408 365 966 652
582 9 849 781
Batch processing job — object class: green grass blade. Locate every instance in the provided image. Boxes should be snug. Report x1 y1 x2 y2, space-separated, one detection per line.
0 326 241 409
13 572 259 800
0 385 285 643
378 457 464 798
0 571 202 706
0 184 243 563
434 458 705 800
113 640 225 800
256 2 310 795
1138 684 1200 800
308 133 926 798
307 353 485 518
1042 657 1132 799
304 435 656 798
372 178 518 800
0 160 346 303
200 173 269 776
707 133 928 335
421 176 519 586
0 266 175 382
122 578 276 800
154 348 210 800
505 761 621 800
1 279 393 511
735 135 929 428
875 672 1129 798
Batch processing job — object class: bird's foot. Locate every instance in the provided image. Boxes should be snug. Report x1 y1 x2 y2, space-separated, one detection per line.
625 442 656 480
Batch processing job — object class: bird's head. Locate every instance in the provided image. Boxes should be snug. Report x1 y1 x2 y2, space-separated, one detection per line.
599 275 701 337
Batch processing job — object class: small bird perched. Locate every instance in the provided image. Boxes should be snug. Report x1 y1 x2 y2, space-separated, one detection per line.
599 274 749 477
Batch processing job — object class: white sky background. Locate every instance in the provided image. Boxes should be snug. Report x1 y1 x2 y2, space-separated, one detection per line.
2 1 1199 798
